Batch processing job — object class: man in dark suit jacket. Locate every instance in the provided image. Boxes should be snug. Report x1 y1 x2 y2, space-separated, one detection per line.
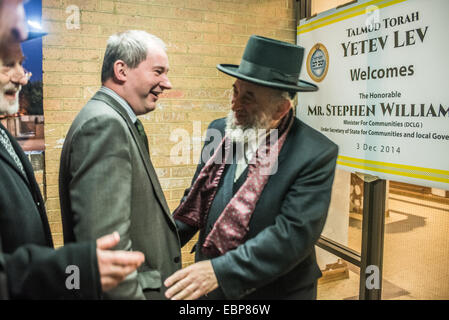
165 36 338 300
0 2 144 299
59 30 181 299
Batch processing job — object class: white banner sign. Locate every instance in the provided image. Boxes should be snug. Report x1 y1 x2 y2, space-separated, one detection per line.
297 0 449 190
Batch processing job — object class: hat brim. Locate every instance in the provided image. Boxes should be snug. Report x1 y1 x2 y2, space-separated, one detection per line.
217 64 318 92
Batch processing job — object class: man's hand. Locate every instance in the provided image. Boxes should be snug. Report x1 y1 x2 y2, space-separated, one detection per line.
164 260 218 300
96 232 145 292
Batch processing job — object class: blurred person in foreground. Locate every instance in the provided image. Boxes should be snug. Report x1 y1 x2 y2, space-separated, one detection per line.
0 0 144 299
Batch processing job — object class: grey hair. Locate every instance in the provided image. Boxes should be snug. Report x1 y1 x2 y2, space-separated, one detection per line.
282 91 297 100
101 30 167 83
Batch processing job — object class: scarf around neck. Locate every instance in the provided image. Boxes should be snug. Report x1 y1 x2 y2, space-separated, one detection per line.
174 110 294 257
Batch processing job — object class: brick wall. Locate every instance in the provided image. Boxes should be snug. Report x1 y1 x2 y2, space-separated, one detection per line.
41 0 297 266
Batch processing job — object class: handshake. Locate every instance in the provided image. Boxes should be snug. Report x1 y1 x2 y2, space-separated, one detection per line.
97 232 218 300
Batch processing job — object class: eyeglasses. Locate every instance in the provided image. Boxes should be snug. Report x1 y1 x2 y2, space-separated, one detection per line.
0 64 32 82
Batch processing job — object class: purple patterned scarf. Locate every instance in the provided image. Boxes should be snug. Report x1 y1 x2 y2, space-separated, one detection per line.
174 110 294 257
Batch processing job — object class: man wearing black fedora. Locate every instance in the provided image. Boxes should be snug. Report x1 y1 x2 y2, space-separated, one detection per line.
165 35 338 300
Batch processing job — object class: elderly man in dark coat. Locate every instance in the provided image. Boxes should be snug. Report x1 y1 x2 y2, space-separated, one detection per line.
165 35 338 300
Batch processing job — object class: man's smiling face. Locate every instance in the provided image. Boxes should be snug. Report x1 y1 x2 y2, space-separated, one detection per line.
0 43 28 115
122 46 172 116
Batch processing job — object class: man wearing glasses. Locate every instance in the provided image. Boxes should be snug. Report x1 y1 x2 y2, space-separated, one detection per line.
0 42 29 115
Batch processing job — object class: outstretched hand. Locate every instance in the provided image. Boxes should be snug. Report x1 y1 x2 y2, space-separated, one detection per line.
164 260 218 300
96 232 145 292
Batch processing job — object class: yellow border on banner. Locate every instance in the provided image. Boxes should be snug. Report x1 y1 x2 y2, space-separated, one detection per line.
337 156 449 184
298 0 388 32
297 0 408 35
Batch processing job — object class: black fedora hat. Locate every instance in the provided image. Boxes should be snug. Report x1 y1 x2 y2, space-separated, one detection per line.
217 35 318 92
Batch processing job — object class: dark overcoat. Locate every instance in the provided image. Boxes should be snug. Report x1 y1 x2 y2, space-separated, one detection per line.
176 116 338 299
0 122 100 299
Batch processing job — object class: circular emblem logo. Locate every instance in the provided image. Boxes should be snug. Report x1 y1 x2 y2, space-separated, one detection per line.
306 43 329 82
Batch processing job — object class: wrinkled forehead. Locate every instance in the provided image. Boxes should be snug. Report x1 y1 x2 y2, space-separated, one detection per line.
234 79 281 97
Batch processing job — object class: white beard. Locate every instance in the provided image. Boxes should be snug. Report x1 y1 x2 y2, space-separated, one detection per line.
224 110 271 144
0 86 20 115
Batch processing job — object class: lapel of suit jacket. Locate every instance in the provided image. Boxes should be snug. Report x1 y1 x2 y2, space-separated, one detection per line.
0 122 54 247
0 123 30 186
91 91 175 225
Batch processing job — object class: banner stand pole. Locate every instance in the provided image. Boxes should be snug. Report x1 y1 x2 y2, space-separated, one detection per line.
358 173 386 300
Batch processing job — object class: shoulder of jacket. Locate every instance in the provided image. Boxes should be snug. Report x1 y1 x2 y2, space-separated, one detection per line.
74 99 127 127
207 117 226 135
293 117 338 151
65 100 129 144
